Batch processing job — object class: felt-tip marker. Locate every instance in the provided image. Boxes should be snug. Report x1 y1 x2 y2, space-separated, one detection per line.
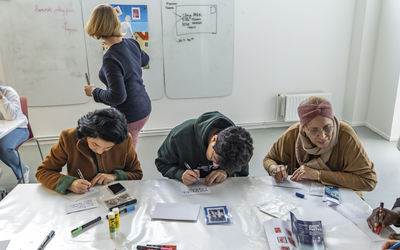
377 202 384 235
137 246 172 250
147 245 177 250
106 205 136 219
108 198 137 211
71 216 101 235
85 73 90 85
37 230 55 250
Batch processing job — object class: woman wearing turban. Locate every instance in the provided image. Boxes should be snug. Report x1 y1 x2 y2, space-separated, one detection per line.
263 96 377 196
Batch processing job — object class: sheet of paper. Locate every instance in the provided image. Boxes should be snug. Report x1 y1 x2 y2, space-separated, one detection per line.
0 240 10 250
65 198 99 214
335 203 390 241
63 187 99 202
180 185 211 195
151 202 200 221
271 176 303 189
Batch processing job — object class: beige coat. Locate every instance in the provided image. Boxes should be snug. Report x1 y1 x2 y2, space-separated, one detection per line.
263 122 377 191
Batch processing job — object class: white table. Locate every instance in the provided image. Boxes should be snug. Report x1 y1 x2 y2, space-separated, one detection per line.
0 119 24 139
0 177 392 249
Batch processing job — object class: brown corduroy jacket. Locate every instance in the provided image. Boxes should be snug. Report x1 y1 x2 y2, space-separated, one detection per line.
36 127 143 191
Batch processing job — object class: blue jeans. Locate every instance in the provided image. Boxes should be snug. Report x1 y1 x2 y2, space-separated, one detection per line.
0 128 29 180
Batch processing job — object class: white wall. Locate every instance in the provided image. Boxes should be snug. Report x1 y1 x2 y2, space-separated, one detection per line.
343 0 381 126
367 0 400 140
1 0 359 139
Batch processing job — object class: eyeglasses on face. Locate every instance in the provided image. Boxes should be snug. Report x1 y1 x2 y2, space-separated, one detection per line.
305 124 333 136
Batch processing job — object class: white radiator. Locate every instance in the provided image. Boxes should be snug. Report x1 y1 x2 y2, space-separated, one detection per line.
279 93 331 122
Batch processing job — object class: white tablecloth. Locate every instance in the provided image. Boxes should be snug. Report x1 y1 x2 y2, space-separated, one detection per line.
0 177 390 249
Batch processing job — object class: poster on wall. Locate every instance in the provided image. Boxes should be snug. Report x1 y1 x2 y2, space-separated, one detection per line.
107 4 149 69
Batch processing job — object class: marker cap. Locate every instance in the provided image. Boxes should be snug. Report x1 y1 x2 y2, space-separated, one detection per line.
295 192 305 198
71 226 82 236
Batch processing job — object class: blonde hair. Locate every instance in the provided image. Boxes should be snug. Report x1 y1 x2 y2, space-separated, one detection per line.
299 96 328 107
85 4 122 40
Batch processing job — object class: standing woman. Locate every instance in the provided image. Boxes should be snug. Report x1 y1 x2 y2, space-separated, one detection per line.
0 84 29 183
84 4 151 149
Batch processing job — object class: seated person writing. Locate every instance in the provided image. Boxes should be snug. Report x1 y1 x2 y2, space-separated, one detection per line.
36 108 143 194
0 84 30 183
155 111 254 187
367 199 400 239
263 96 377 197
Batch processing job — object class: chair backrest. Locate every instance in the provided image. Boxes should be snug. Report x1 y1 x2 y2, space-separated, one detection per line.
15 97 34 150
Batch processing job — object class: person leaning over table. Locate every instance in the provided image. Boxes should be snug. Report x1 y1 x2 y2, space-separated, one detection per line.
84 4 151 149
155 111 254 187
263 96 377 197
36 108 143 195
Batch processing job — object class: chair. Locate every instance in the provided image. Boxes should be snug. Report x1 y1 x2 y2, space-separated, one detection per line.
16 97 44 183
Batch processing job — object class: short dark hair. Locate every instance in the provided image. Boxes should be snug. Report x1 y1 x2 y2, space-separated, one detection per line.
213 126 254 174
77 108 128 144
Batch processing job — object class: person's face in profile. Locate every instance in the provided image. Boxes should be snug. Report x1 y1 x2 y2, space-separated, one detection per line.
206 135 220 166
302 116 334 148
87 137 115 154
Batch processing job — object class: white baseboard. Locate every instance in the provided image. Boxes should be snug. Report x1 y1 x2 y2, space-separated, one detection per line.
365 122 391 141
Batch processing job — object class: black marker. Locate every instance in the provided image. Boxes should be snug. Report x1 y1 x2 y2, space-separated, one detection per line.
108 198 137 212
85 73 90 85
37 230 55 250
71 216 101 235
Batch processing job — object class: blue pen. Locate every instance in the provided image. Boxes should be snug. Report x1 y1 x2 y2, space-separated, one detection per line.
281 166 288 183
389 241 400 249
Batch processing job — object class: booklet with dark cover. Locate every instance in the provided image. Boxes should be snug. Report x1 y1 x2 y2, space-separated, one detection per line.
263 212 325 250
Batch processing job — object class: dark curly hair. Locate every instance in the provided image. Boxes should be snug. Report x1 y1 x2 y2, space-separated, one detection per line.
76 108 128 144
213 126 254 174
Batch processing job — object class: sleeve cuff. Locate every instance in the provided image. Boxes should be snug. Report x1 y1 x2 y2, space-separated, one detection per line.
112 169 128 180
55 176 78 195
174 169 186 182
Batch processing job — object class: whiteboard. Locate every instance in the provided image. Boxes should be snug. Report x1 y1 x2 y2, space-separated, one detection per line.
81 0 164 101
0 0 89 106
162 0 234 98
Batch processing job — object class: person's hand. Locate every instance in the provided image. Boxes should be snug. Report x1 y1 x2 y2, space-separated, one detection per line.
390 234 400 240
90 173 117 186
204 169 227 187
182 169 200 186
290 165 318 182
0 91 3 99
382 240 400 249
84 85 96 97
367 207 400 233
68 179 91 194
268 164 288 183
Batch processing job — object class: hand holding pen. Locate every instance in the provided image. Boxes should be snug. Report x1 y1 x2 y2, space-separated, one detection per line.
269 164 288 183
182 162 200 186
367 203 400 233
84 73 96 97
68 169 91 194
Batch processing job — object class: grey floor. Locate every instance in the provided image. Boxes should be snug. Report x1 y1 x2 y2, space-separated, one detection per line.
1 126 399 210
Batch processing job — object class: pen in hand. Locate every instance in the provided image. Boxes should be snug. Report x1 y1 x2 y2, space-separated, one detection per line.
377 202 384 235
85 73 90 86
77 169 90 190
184 162 200 182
